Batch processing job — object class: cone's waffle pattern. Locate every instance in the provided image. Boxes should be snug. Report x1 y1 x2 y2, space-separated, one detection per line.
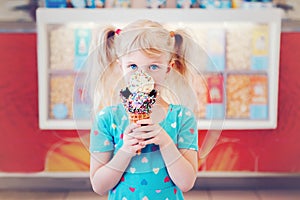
129 113 150 123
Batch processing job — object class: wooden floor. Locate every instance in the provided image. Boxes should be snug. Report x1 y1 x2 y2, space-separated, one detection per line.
1 189 300 200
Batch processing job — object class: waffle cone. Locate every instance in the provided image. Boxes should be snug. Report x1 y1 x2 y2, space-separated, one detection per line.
129 113 150 123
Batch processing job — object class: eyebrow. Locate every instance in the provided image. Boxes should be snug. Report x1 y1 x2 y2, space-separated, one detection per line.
125 61 164 65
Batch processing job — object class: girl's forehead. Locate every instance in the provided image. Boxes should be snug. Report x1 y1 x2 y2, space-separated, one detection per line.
122 50 168 62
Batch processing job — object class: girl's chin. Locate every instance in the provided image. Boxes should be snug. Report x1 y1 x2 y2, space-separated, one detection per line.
154 83 162 90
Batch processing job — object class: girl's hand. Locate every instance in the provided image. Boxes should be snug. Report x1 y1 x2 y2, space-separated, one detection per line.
131 119 172 148
120 123 146 156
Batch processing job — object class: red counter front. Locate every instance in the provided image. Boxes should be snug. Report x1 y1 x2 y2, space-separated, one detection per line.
0 32 299 173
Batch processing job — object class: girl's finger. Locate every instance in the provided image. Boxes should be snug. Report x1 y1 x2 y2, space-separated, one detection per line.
132 127 161 137
139 137 158 146
132 143 145 152
136 119 153 125
133 124 159 132
132 130 158 140
124 123 140 135
127 138 139 145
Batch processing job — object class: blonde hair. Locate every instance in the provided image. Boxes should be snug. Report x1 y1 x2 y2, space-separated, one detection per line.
85 19 205 114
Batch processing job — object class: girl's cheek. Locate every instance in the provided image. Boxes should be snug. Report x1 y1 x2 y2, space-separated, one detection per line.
122 73 132 84
153 76 167 87
122 69 134 77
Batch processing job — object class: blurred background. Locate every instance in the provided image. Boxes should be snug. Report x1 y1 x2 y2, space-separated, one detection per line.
0 1 300 200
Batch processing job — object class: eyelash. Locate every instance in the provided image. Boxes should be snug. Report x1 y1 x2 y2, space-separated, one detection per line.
149 64 160 71
128 64 138 70
127 64 160 71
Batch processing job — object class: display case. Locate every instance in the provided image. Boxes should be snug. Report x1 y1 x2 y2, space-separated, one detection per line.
37 8 282 130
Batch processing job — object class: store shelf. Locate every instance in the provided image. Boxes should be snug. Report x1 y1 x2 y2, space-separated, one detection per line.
2 10 300 33
37 8 281 130
39 119 91 130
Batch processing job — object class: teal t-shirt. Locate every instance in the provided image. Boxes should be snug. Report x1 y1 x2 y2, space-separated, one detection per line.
90 103 198 200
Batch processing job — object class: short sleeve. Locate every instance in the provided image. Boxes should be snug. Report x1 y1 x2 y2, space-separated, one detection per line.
177 107 198 151
89 107 115 153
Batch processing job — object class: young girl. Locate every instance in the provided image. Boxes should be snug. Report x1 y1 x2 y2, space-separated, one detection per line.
87 19 204 200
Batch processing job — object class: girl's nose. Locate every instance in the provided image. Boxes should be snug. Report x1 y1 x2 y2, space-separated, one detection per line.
138 66 148 73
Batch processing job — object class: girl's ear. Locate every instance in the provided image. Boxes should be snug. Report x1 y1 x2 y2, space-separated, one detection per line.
167 60 174 73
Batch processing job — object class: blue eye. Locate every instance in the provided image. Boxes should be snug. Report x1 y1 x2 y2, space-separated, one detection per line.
149 64 159 71
129 64 138 70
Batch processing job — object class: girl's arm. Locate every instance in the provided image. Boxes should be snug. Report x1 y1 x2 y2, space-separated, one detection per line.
90 150 132 195
134 121 198 192
159 134 198 192
90 123 144 195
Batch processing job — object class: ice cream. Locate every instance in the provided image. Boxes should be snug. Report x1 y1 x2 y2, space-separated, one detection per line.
120 71 158 123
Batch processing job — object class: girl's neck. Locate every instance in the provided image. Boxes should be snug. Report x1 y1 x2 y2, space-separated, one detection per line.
155 96 169 108
151 97 169 123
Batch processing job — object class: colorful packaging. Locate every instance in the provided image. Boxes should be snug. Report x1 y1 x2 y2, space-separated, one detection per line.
67 0 86 8
232 0 243 8
49 26 74 70
50 75 75 119
242 0 264 9
45 0 67 8
251 25 269 70
220 0 232 8
114 0 131 8
74 28 92 71
199 0 217 8
193 74 207 118
206 74 225 119
200 0 231 8
176 0 198 8
73 79 91 120
250 75 268 119
207 29 226 71
226 74 251 118
226 26 252 70
147 0 166 8
86 0 105 8
226 74 268 119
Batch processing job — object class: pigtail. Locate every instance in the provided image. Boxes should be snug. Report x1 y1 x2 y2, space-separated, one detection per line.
83 25 122 114
173 30 223 160
164 29 207 112
96 26 117 70
173 33 186 75
172 29 206 77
